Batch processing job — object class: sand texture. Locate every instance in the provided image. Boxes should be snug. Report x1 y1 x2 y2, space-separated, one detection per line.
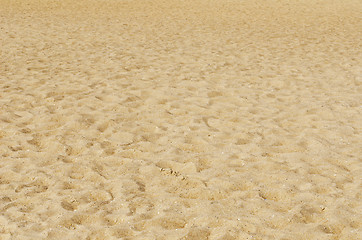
0 0 361 239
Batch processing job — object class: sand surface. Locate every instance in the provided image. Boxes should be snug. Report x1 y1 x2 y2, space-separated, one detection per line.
0 0 361 239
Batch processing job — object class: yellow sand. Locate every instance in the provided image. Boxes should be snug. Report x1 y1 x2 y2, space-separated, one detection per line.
0 0 361 239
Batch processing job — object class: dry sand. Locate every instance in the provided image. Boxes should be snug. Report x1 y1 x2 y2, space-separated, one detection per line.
0 0 361 239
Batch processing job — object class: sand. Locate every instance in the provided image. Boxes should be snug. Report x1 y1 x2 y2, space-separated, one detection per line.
0 0 361 239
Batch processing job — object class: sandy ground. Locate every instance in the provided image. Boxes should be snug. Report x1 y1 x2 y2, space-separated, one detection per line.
0 0 361 239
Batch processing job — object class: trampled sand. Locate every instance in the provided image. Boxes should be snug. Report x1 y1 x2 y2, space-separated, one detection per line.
0 0 361 239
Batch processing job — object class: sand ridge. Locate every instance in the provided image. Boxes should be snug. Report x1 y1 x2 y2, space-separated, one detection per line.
0 0 361 239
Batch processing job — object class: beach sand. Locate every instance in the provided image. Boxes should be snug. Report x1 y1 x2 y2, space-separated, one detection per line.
0 0 361 239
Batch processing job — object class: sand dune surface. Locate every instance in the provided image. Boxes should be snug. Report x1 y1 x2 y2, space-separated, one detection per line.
0 0 361 239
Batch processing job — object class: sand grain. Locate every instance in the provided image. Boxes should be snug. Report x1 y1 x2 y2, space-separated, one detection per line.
1 0 361 239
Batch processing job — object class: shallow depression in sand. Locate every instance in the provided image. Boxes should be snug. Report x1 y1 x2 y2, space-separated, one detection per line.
0 0 361 239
